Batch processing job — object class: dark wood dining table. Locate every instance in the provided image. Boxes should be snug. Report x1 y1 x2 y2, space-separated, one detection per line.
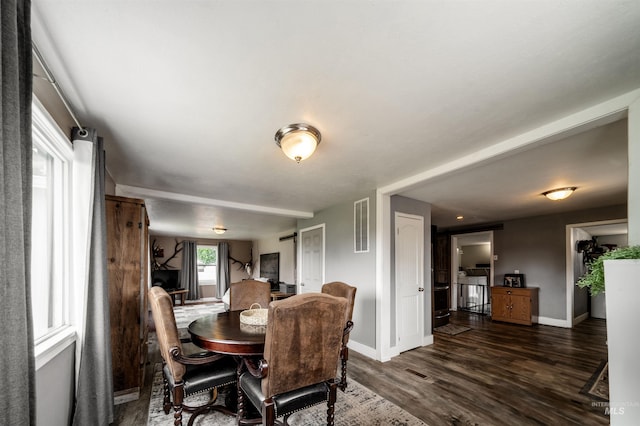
188 310 266 356
188 310 266 424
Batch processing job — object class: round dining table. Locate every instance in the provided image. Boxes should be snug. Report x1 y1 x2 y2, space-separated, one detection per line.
188 310 266 356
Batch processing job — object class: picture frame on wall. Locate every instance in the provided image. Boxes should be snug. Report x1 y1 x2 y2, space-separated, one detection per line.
503 273 525 288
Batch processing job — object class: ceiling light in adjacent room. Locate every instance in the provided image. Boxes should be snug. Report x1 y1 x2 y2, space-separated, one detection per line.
275 123 321 163
542 187 577 201
213 226 227 234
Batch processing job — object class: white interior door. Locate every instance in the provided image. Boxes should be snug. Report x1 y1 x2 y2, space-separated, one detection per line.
299 225 325 294
395 213 424 352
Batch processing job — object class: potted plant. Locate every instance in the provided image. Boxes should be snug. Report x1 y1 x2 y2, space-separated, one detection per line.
576 245 640 295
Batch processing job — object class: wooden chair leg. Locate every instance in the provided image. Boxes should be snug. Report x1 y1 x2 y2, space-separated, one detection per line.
163 372 172 414
326 381 338 426
262 398 276 426
339 347 349 391
173 385 184 426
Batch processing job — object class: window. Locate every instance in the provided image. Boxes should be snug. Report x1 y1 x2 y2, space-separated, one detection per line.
197 245 217 284
31 99 73 343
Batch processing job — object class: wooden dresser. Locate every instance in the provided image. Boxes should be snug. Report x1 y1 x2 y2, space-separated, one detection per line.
491 287 538 326
106 195 149 403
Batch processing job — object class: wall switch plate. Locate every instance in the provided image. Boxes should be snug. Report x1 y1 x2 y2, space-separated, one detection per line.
514 269 519 273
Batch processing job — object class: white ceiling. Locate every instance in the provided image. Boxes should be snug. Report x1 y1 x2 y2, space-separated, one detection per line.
31 1 640 240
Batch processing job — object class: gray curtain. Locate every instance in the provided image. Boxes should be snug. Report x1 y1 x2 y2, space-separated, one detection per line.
217 242 231 298
1 0 36 424
71 129 114 425
181 240 199 300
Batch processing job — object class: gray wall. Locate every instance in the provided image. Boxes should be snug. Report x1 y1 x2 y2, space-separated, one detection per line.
390 195 432 344
493 204 627 321
298 190 377 348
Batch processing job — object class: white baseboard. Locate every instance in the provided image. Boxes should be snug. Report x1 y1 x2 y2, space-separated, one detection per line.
349 334 433 363
348 340 378 361
423 334 434 347
537 316 571 328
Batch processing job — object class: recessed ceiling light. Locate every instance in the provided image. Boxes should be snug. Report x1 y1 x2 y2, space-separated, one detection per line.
456 215 464 221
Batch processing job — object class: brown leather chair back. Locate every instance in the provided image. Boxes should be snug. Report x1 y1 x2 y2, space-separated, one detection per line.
229 279 271 311
148 286 186 381
261 293 347 397
321 281 356 343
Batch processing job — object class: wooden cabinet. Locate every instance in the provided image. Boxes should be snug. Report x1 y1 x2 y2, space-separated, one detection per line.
106 195 149 403
491 287 538 326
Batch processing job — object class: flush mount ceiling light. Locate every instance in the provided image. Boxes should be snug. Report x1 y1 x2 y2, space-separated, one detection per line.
275 123 321 163
213 226 227 235
542 187 577 201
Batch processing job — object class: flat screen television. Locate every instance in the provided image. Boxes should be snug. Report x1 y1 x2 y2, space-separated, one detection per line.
260 252 280 287
151 269 181 290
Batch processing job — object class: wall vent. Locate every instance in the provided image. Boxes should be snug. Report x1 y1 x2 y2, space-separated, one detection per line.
354 198 369 253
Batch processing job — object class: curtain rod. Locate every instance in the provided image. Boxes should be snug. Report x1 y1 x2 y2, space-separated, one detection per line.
32 42 87 136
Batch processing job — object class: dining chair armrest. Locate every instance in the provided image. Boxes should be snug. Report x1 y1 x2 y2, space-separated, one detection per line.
169 346 227 365
242 357 268 378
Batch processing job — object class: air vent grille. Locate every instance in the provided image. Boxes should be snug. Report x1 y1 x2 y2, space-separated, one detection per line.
354 198 369 253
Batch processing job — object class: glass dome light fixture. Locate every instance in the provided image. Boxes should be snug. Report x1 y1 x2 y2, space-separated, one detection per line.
542 187 577 201
275 123 321 163
213 226 227 234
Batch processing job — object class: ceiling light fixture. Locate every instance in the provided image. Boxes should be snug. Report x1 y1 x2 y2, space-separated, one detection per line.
213 226 227 235
275 123 321 163
542 187 577 201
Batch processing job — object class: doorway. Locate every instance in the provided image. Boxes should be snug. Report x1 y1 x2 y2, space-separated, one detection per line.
451 231 494 315
566 219 628 325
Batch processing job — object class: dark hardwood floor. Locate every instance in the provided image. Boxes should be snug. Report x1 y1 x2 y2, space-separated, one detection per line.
349 312 609 426
113 311 609 425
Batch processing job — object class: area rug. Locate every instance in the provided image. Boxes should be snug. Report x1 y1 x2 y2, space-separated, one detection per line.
580 360 609 401
433 323 471 336
147 364 427 426
173 302 226 329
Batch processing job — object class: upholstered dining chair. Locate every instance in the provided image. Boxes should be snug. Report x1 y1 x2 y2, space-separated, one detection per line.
321 281 357 391
148 286 237 426
229 279 272 311
237 293 348 426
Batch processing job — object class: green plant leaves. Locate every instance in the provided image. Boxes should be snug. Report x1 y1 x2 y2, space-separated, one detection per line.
577 246 640 296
